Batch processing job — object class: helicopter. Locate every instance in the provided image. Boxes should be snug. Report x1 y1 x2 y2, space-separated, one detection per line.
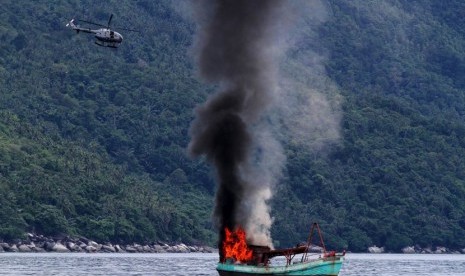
66 14 137 48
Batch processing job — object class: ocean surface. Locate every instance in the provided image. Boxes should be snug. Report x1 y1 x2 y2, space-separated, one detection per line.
0 252 464 275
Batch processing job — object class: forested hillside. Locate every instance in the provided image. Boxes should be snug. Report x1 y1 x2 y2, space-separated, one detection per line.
1 0 465 252
0 0 215 245
272 0 465 251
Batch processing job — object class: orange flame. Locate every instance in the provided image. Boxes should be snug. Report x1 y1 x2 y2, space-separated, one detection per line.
223 227 253 263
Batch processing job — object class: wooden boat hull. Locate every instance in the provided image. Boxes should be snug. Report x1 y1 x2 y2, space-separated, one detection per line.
217 256 344 276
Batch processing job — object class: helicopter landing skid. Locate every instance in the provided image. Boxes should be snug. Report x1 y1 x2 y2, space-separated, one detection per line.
95 41 119 48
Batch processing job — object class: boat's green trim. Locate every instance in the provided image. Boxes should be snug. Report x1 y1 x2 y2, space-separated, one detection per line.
217 256 344 276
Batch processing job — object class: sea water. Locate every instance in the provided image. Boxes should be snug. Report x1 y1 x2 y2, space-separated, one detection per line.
0 253 464 275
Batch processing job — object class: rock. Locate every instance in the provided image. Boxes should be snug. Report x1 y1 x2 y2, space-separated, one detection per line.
402 246 416 254
88 241 102 251
125 246 137 253
202 246 216 253
66 237 78 244
176 244 189 253
85 245 97 253
421 247 433 254
34 241 45 249
368 246 384 253
33 235 46 243
0 235 219 255
153 245 166 253
29 242 37 249
67 242 75 249
101 245 116 253
79 237 90 244
44 241 56 251
434 246 447 254
160 243 170 251
67 242 82 252
114 245 124 253
52 242 70 252
129 243 141 252
32 247 46 253
1 243 10 252
18 244 32 252
88 241 99 247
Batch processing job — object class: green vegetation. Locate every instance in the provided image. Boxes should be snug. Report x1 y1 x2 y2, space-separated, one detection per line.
0 0 214 245
0 0 465 252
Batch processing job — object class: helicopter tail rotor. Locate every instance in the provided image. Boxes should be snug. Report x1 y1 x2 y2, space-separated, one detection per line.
66 19 75 27
66 19 79 32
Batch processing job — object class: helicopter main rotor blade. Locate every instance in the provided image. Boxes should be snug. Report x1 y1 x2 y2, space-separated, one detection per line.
78 19 107 28
107 14 114 27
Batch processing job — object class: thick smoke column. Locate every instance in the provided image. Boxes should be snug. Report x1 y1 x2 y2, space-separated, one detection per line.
189 0 286 260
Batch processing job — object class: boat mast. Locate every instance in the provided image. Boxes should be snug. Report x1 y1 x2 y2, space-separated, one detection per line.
302 222 327 262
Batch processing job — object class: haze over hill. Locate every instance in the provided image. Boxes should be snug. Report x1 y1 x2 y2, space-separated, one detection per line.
1 0 465 252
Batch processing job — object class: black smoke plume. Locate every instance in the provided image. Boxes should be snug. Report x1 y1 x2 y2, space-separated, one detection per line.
189 0 285 261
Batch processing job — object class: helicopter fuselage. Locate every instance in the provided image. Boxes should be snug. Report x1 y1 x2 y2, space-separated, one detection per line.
94 28 123 43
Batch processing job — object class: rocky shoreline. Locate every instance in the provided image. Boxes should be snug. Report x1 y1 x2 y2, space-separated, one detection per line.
0 233 217 254
3 234 465 254
368 245 465 254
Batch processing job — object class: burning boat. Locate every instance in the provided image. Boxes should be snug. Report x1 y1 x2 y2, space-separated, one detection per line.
217 223 345 276
188 1 344 275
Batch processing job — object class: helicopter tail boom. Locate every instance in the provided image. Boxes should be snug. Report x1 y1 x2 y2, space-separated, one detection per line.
66 19 94 34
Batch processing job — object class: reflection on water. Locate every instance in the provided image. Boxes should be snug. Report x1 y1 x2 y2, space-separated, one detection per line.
0 253 464 276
